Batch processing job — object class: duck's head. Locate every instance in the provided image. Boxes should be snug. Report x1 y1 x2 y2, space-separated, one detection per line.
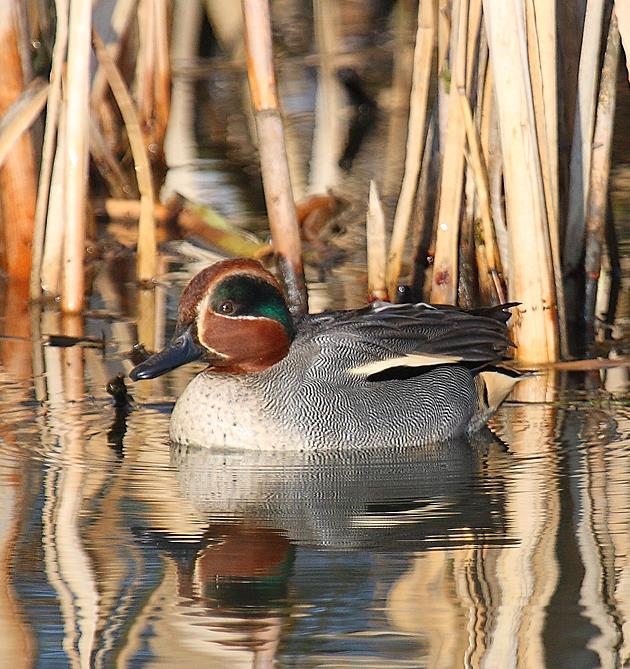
129 259 294 380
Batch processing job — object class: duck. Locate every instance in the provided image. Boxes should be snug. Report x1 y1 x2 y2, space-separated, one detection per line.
129 258 521 450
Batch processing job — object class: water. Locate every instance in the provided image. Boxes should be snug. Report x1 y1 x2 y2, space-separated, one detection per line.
0 277 627 667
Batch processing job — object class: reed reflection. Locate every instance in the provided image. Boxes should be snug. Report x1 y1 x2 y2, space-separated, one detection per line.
2 328 628 668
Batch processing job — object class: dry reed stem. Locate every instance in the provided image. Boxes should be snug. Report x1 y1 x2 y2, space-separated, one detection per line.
242 0 307 316
430 0 467 305
89 116 134 198
366 181 388 301
616 1 630 82
584 14 620 342
387 0 436 301
383 0 415 196
137 0 155 136
458 92 505 302
483 0 558 363
526 0 568 356
31 0 68 300
437 0 452 154
410 109 439 298
152 0 171 148
61 0 92 312
93 30 157 285
483 84 508 272
90 0 136 109
309 0 343 195
0 78 49 168
136 0 171 153
0 0 38 283
564 0 606 274
41 104 66 295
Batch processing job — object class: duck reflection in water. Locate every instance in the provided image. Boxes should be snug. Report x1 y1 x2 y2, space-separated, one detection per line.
124 432 508 666
121 431 507 666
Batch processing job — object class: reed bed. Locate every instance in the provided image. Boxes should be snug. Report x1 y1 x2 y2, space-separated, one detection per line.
0 0 627 364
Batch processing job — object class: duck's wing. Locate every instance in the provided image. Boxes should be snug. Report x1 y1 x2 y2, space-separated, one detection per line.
296 302 516 377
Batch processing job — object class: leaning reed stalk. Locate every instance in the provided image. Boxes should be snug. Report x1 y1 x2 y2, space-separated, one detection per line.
242 0 307 316
458 93 505 302
93 31 157 285
430 0 467 304
41 103 67 296
90 0 135 109
483 0 558 363
61 0 92 312
0 79 49 168
387 0 436 301
584 14 620 344
564 0 606 275
31 0 68 300
0 0 38 283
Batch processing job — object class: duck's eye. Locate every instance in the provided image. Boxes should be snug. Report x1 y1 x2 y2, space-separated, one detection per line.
218 300 235 315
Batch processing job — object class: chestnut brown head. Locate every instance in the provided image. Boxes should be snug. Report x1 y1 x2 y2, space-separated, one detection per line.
130 259 294 380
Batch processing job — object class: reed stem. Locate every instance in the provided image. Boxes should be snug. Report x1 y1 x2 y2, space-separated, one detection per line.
31 0 68 300
93 30 157 285
387 0 436 301
0 0 38 283
430 0 467 305
61 0 92 312
483 0 559 362
584 13 620 345
366 181 388 301
242 0 307 317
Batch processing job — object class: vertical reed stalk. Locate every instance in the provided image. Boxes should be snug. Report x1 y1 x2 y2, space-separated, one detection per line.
152 0 171 150
437 0 452 151
387 0 436 301
0 0 38 283
93 31 157 285
366 181 388 301
309 0 343 195
564 0 606 275
61 0 92 313
526 0 568 356
483 0 558 362
31 0 68 300
430 0 467 304
242 0 307 316
584 14 620 344
383 0 415 196
136 0 171 156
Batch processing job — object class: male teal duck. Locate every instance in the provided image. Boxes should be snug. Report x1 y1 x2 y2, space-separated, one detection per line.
130 259 520 450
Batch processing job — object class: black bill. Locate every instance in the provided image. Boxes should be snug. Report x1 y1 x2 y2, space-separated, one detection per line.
129 324 206 381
